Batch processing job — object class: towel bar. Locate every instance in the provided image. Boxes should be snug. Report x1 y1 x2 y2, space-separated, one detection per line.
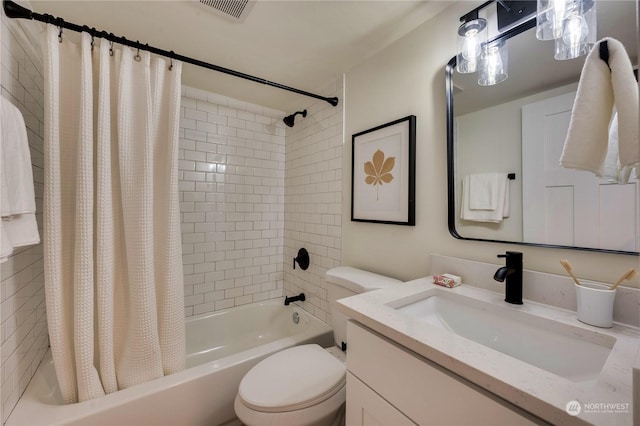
600 40 638 81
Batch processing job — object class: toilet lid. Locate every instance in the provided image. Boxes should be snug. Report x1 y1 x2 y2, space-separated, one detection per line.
238 344 346 412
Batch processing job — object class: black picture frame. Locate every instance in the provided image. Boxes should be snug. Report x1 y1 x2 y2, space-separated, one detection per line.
351 115 416 226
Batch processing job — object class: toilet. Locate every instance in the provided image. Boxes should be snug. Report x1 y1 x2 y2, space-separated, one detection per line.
234 266 402 426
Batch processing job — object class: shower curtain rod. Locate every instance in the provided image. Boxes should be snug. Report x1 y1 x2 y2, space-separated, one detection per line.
2 0 339 107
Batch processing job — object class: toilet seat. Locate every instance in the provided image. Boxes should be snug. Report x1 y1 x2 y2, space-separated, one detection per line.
237 344 346 412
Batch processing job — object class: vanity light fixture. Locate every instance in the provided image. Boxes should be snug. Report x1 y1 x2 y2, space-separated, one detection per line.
456 1 534 85
553 0 597 60
537 0 596 60
536 0 568 40
456 10 487 74
478 40 508 86
457 0 596 86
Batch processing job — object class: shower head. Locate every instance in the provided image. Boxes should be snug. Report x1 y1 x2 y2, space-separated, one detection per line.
283 109 307 127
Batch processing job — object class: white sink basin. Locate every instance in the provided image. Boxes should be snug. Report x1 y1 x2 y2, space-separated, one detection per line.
387 289 615 383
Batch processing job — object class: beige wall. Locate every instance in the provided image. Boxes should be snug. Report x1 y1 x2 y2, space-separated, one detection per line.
343 2 639 287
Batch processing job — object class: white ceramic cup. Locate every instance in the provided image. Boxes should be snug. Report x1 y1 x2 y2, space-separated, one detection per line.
575 281 616 328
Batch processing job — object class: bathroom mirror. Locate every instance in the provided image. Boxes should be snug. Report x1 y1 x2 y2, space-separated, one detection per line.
446 0 639 255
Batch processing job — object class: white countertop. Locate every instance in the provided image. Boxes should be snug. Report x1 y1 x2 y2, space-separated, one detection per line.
337 278 640 425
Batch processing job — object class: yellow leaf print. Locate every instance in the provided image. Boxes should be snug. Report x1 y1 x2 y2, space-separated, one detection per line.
364 149 395 200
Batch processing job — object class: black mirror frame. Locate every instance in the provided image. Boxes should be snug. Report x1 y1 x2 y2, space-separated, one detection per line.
445 18 639 256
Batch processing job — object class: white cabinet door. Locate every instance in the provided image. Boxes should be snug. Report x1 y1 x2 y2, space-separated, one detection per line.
522 92 638 251
346 372 415 426
347 322 541 425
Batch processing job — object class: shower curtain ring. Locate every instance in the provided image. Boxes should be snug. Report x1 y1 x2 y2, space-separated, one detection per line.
57 18 64 42
109 34 115 56
169 51 174 71
90 28 96 51
134 41 141 62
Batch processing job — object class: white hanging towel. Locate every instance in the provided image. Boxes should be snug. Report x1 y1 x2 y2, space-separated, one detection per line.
461 173 510 223
602 112 634 183
469 172 500 210
560 38 639 176
0 96 40 262
0 222 12 260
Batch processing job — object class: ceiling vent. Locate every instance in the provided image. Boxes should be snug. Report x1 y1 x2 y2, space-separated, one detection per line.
195 0 255 23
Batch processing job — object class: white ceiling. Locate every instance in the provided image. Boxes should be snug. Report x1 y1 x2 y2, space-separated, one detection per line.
29 0 450 112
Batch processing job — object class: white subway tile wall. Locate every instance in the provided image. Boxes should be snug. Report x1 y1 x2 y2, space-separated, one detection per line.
0 16 48 424
283 79 343 323
179 86 287 316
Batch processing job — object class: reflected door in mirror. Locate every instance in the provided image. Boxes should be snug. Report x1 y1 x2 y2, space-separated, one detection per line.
522 91 639 251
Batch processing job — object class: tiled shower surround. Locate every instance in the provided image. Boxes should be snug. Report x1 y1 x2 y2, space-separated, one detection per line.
179 86 287 317
179 82 344 321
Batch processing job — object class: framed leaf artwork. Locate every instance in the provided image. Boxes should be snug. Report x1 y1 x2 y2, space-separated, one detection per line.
351 115 416 225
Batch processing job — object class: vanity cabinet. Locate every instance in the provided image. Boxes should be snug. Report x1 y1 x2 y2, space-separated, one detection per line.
347 372 415 425
345 321 542 425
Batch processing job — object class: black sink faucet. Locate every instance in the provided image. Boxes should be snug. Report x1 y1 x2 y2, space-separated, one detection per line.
493 251 523 305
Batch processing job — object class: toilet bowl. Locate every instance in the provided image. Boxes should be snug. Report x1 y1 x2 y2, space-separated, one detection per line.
234 345 346 426
234 267 402 426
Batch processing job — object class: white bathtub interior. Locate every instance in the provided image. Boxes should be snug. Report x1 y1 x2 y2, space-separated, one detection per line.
7 300 333 426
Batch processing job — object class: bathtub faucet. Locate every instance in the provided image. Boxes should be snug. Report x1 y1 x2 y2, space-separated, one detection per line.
284 293 306 306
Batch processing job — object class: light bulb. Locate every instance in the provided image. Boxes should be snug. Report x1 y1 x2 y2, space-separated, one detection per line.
554 0 595 61
562 14 588 46
537 0 568 40
547 0 567 39
461 29 481 60
484 47 503 85
456 18 487 74
478 41 508 86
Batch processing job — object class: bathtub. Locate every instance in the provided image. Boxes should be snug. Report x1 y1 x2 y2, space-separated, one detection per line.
7 300 333 426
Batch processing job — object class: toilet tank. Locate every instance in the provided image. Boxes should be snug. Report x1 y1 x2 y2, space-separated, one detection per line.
325 267 402 350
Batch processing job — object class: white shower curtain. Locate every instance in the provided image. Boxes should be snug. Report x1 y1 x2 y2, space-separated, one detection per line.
42 26 185 403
